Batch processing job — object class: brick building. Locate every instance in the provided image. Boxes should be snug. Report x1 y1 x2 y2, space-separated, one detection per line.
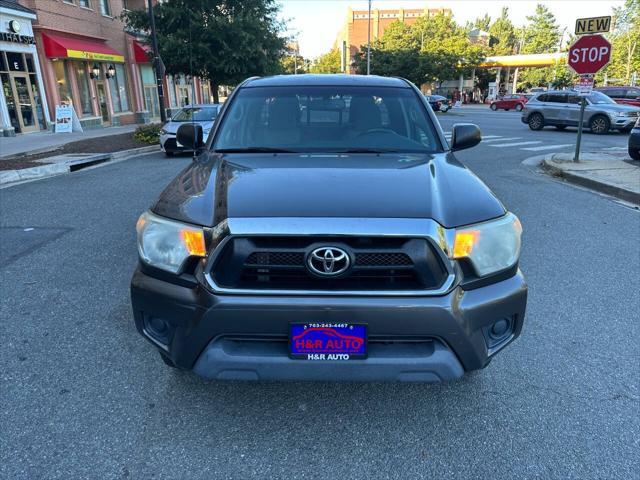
335 4 452 74
1 0 212 134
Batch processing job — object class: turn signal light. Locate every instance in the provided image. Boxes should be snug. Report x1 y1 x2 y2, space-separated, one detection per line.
453 231 478 258
181 230 206 257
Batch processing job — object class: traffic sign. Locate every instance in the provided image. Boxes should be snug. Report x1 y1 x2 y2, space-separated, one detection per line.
577 75 594 96
575 16 611 35
567 34 611 75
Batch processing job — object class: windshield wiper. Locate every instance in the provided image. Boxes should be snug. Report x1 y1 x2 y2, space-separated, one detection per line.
334 148 399 153
215 147 296 153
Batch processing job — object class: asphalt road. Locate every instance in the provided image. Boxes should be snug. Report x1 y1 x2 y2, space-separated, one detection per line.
1 109 639 479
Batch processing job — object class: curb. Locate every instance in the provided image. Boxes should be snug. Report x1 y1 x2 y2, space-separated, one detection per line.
0 145 159 187
542 155 640 205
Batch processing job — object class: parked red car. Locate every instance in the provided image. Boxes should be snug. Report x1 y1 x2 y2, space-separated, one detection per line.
490 94 531 111
595 86 640 107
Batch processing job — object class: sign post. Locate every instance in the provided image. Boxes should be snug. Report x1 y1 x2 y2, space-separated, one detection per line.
568 30 612 161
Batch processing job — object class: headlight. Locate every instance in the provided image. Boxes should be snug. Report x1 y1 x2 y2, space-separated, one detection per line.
452 213 522 277
136 211 206 273
160 129 168 135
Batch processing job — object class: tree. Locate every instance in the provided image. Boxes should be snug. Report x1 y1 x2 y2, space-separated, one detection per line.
488 7 516 55
604 0 640 84
310 48 342 73
280 55 308 75
517 4 561 89
473 14 491 31
121 0 287 102
521 4 560 54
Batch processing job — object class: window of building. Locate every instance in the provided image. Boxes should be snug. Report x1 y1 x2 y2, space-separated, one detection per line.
75 62 93 116
53 60 72 104
167 75 177 107
98 0 111 16
79 0 90 7
108 64 129 112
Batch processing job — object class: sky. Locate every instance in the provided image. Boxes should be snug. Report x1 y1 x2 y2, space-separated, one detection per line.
278 0 624 58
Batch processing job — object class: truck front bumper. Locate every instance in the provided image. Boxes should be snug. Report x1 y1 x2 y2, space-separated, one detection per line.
131 268 527 382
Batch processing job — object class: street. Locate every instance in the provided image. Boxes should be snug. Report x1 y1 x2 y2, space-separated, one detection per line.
1 108 639 479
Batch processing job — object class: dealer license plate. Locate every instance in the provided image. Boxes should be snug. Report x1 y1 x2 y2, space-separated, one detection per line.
289 323 367 360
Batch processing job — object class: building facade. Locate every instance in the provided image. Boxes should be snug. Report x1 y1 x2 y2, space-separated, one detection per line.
0 0 49 135
335 4 452 74
6 0 212 134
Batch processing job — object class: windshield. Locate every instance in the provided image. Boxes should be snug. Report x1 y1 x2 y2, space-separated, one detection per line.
587 92 616 105
172 106 218 122
213 86 441 153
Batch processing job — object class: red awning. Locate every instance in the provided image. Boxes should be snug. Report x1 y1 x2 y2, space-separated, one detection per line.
42 33 124 62
133 41 153 63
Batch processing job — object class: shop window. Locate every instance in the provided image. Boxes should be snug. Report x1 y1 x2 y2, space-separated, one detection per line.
6 52 25 72
99 0 111 16
1 73 19 130
79 0 90 7
0 52 7 72
53 60 72 104
30 74 47 129
108 64 129 112
167 75 177 107
75 62 93 116
25 55 35 73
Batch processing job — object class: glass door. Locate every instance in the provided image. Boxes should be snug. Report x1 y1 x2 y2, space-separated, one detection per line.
95 82 110 124
10 73 39 133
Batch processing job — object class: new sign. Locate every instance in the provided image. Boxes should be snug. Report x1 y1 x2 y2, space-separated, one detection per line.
575 16 611 35
567 34 611 75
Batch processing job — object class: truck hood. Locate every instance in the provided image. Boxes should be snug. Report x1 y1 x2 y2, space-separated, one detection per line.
152 152 505 229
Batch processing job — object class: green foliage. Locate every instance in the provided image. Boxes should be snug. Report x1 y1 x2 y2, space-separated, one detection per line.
352 14 486 85
134 123 162 144
121 0 287 100
473 14 491 31
488 7 517 55
597 0 640 84
310 49 342 74
521 4 560 54
280 55 308 74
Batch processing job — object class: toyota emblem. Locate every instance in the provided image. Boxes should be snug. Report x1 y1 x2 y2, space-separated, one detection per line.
307 247 350 276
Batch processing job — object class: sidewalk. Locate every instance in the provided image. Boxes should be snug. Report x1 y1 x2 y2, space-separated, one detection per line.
0 124 140 159
543 150 640 205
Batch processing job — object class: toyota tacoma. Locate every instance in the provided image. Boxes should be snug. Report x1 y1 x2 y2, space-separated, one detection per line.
131 75 527 382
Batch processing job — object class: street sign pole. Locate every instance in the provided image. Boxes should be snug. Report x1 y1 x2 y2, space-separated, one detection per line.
148 0 166 123
574 98 586 162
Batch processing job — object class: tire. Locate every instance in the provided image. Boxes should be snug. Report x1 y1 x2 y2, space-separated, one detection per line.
528 112 544 131
164 150 174 157
589 115 610 135
620 127 633 134
630 147 640 161
515 104 523 112
159 353 177 368
490 103 498 111
555 125 567 131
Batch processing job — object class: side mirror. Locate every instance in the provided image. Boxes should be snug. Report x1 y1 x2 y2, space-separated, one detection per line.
176 123 204 152
450 123 481 151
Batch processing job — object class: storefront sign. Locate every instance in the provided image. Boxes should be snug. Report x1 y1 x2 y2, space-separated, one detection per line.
66 49 124 63
0 32 35 45
55 105 73 133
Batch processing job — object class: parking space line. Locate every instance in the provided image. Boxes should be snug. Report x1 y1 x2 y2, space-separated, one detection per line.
482 137 521 143
521 144 574 151
490 141 541 148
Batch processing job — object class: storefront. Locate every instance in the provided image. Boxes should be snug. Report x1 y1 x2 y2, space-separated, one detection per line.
0 4 49 136
132 39 160 122
38 31 134 128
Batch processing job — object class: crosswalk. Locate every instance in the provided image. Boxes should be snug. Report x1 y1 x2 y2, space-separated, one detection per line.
443 131 574 152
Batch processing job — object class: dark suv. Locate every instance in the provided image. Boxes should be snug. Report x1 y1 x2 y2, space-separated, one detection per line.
131 75 527 382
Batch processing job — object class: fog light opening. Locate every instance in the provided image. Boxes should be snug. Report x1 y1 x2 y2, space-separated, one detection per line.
143 314 174 347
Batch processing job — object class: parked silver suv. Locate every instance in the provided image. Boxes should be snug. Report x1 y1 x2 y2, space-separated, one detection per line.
521 90 640 134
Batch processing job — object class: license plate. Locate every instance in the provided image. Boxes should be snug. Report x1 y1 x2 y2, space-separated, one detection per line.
289 323 367 360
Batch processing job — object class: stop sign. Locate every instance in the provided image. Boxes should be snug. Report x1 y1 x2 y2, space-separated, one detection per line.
567 34 611 74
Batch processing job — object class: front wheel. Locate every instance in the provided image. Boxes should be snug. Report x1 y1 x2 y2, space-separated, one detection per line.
515 104 524 112
490 103 498 111
630 147 640 161
589 115 610 135
528 113 544 130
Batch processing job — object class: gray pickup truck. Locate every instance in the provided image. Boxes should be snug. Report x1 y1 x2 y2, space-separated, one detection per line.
131 74 527 382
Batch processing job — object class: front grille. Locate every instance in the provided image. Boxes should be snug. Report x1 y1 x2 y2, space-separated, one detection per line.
210 236 448 292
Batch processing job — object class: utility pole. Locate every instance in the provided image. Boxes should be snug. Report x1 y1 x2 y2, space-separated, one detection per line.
366 0 372 75
148 0 166 122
